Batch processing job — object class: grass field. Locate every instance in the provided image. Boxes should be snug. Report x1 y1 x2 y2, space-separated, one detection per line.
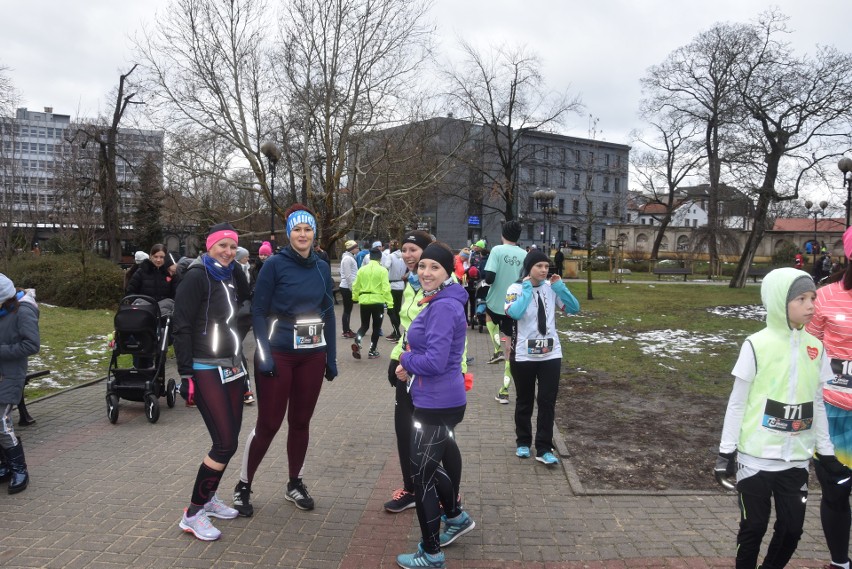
554 280 764 397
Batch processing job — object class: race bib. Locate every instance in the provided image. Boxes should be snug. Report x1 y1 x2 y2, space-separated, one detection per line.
294 318 326 349
526 337 554 355
219 363 247 384
828 359 852 391
761 398 813 433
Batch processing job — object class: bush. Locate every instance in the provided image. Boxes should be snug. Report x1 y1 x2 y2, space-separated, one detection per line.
2 254 124 310
772 241 798 267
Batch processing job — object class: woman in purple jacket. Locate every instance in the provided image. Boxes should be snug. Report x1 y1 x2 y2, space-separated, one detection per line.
394 242 475 569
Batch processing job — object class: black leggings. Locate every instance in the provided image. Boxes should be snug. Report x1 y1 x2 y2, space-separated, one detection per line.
410 406 465 554
736 467 808 569
341 288 354 333
511 358 561 456
815 457 852 564
357 303 384 349
388 289 403 336
193 368 245 464
389 359 415 492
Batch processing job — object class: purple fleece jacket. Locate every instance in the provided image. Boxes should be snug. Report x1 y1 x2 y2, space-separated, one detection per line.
400 282 468 410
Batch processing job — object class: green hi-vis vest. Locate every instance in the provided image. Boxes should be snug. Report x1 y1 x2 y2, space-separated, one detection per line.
739 328 823 462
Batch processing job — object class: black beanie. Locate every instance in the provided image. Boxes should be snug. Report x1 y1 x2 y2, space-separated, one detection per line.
502 220 522 242
522 250 551 278
402 230 433 251
420 243 454 277
369 248 382 261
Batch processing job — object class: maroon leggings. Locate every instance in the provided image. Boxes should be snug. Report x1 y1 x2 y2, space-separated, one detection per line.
244 350 327 481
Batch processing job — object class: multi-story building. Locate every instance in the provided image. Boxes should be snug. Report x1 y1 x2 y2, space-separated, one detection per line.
0 107 164 249
355 116 630 250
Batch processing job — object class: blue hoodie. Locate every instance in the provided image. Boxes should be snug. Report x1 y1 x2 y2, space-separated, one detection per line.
400 282 469 410
252 246 337 373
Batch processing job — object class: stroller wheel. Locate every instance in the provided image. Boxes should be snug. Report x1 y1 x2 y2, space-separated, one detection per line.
106 394 119 424
145 394 160 424
166 379 176 408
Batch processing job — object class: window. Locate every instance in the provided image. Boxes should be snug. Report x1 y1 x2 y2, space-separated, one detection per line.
528 196 534 212
603 177 610 192
588 151 594 165
559 171 566 188
559 148 566 164
605 154 610 167
574 149 581 163
573 173 580 188
602 202 608 216
586 174 593 191
616 155 622 168
558 198 565 213
572 200 579 213
614 178 620 193
527 168 536 183
542 169 549 186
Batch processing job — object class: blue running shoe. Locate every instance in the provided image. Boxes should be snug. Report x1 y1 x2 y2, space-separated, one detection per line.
397 543 445 568
516 446 530 458
536 452 559 465
439 510 475 547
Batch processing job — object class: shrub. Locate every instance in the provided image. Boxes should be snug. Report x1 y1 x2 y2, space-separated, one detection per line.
772 241 798 267
2 254 124 310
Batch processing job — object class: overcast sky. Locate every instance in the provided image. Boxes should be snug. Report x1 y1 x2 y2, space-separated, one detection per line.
3 0 851 145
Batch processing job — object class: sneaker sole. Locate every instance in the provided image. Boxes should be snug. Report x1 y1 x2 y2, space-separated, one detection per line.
205 510 239 520
495 395 509 404
384 500 416 513
179 521 221 541
285 494 315 511
535 456 559 466
441 519 476 547
516 449 530 458
351 344 361 359
233 504 254 517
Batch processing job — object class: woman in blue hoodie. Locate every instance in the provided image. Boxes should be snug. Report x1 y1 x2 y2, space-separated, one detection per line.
234 204 337 516
394 242 474 569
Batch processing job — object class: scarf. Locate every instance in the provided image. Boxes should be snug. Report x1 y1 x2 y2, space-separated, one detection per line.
418 277 454 305
0 290 26 318
202 253 234 282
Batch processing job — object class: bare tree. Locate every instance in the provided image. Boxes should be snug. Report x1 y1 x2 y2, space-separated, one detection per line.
274 0 435 250
642 22 753 277
727 12 852 287
631 108 705 260
442 41 582 222
69 65 144 261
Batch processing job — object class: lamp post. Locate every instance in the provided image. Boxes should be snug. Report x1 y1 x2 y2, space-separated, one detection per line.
533 188 557 249
805 199 828 265
261 141 281 245
839 157 852 229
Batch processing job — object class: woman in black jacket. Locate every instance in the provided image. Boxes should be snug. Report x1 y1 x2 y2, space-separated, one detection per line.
172 223 250 541
126 244 178 301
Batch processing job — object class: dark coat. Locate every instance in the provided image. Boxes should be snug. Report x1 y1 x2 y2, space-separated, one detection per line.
0 293 40 404
126 259 178 301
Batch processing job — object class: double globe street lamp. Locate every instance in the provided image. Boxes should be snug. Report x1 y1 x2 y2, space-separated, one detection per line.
533 188 557 250
804 199 828 265
839 156 852 229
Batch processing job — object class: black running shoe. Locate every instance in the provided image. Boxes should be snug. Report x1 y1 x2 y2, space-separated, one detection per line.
286 480 315 510
233 481 254 517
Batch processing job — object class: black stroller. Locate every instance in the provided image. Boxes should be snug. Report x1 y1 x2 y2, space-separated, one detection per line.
106 295 176 424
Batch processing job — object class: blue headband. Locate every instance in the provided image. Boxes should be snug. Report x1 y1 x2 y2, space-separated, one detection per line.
286 210 317 237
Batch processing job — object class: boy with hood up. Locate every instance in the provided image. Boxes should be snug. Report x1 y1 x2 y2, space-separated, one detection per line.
716 267 849 569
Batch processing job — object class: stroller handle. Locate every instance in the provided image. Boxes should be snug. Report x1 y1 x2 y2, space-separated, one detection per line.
120 295 159 306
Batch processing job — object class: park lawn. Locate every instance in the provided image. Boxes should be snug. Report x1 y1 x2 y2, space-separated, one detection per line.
556 281 764 397
26 304 115 399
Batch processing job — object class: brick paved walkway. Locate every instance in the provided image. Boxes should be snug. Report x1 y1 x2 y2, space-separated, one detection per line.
0 318 835 568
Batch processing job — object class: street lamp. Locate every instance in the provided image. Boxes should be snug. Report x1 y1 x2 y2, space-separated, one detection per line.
805 199 828 264
261 141 281 244
838 157 852 228
533 189 557 249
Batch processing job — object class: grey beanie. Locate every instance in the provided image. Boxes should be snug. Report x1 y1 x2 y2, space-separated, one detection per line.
787 275 816 306
0 273 15 302
236 247 250 262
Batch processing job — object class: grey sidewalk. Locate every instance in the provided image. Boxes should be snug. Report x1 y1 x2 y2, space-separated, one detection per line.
0 320 833 568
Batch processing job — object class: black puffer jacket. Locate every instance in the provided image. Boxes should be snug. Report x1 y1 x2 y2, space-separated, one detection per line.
126 260 177 301
172 258 250 377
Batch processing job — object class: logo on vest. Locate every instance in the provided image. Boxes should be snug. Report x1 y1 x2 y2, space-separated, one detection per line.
807 346 819 360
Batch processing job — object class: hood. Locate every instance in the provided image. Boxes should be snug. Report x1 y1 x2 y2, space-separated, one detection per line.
279 244 318 267
761 267 814 332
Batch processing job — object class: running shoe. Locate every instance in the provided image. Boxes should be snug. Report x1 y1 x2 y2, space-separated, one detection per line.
286 480 315 510
351 340 362 360
495 389 510 404
233 481 254 517
384 488 416 513
243 391 255 404
516 446 530 458
204 494 239 519
179 508 221 541
536 452 560 466
368 349 381 359
342 331 356 339
386 334 400 343
439 510 476 547
396 543 445 568
487 351 504 364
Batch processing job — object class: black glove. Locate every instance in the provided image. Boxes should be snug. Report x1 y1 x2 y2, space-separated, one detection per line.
816 453 852 485
324 361 338 381
714 451 737 490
